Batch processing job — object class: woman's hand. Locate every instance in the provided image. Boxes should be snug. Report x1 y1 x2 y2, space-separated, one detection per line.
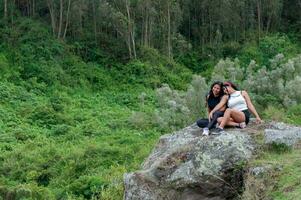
209 111 213 121
255 116 262 124
242 91 262 124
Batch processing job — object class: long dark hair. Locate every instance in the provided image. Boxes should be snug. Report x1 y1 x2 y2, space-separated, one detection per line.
207 81 224 100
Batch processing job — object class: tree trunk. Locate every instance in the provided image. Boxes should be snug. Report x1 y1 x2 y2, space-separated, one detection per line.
63 0 71 39
132 29 136 58
127 35 133 59
201 5 205 51
148 15 152 47
92 0 98 44
257 0 261 42
27 0 30 16
125 0 136 59
32 0 35 17
188 11 191 41
298 0 301 31
143 7 149 47
141 13 145 46
209 8 212 46
125 0 132 59
11 0 16 24
47 0 56 36
167 1 172 60
58 0 64 39
79 0 83 36
4 0 7 19
266 14 272 32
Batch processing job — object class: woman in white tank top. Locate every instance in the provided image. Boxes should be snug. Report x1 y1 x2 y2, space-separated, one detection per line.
209 81 262 132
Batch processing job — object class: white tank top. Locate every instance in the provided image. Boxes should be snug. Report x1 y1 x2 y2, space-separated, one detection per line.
227 91 248 111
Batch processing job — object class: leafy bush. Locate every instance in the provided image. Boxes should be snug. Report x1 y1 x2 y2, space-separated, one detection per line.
0 184 55 200
68 176 108 199
285 104 301 125
238 34 299 66
211 58 244 84
128 112 151 130
267 142 292 154
222 41 242 58
259 34 298 64
262 106 286 121
154 75 208 131
135 46 192 89
210 54 301 109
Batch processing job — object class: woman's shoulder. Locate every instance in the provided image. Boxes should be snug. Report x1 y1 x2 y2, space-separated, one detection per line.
221 94 229 100
241 90 248 95
241 90 250 98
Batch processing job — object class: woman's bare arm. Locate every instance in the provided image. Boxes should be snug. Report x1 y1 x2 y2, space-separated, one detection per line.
242 91 262 123
209 95 228 119
206 95 211 119
207 107 211 116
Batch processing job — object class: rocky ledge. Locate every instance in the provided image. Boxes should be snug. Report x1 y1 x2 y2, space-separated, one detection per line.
124 121 301 200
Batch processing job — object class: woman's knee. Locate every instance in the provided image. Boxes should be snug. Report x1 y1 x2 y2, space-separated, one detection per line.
224 109 233 116
225 108 234 113
217 117 223 123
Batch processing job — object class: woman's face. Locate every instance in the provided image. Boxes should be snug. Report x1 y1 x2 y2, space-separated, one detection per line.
212 84 221 96
223 85 233 94
223 86 229 94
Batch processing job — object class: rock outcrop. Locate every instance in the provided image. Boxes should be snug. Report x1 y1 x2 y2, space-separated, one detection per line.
124 121 301 200
264 122 301 147
124 124 256 200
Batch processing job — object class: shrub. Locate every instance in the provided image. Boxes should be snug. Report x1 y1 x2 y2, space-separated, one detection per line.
211 58 244 84
259 34 298 64
210 54 301 109
238 34 299 66
128 112 151 130
262 106 286 121
68 176 108 199
154 75 208 131
222 41 242 57
0 184 55 200
286 104 301 125
267 142 292 154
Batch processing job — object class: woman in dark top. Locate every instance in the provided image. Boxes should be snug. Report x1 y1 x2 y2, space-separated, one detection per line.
196 81 226 136
210 81 262 132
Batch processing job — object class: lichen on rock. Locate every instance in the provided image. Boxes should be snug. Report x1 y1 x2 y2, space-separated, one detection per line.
124 121 301 200
124 124 255 200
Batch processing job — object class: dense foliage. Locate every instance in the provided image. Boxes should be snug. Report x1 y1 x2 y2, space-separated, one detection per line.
0 18 194 199
0 1 301 200
1 0 301 64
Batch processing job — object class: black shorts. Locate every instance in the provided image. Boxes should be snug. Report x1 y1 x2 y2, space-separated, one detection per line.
242 109 250 124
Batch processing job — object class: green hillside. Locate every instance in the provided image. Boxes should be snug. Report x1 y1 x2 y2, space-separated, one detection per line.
0 19 192 199
1 1 301 199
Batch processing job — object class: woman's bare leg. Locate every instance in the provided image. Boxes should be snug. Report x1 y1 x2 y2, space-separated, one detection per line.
219 109 245 129
217 117 239 127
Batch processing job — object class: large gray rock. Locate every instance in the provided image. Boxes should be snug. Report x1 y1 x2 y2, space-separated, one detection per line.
265 122 301 147
124 124 255 200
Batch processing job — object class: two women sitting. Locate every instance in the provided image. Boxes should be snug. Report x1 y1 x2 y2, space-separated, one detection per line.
197 81 262 135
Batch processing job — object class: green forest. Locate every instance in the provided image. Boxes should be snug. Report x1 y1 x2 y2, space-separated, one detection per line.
0 0 301 199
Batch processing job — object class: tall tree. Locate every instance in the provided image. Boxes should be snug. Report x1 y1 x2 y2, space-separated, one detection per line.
47 0 72 39
47 0 56 35
125 0 136 58
4 0 7 19
257 0 262 41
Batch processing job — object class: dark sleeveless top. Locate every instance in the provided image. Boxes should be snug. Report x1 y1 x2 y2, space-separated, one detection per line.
207 95 222 110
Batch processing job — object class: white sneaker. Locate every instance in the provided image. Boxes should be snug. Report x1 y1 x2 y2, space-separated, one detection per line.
202 128 209 136
239 122 246 129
